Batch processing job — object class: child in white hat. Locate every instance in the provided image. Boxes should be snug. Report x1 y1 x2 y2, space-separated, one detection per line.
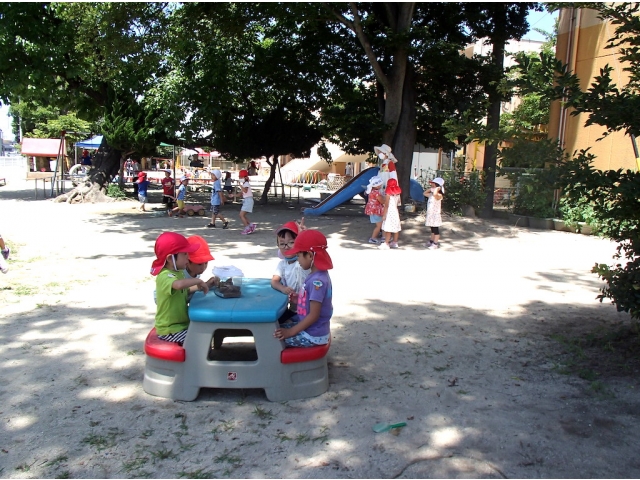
364 175 385 244
424 177 445 249
207 169 229 229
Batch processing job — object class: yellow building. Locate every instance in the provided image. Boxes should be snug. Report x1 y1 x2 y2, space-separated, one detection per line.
549 6 638 171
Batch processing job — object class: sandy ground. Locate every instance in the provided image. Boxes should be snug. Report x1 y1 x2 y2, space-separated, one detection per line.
1 179 639 479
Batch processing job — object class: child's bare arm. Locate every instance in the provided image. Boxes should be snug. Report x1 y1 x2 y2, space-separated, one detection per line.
274 301 321 340
173 277 209 294
382 195 390 220
271 275 295 295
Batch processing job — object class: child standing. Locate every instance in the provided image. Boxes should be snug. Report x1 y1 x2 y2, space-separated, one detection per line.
424 177 445 249
207 169 229 229
161 170 175 213
364 176 385 244
379 178 402 250
151 232 209 345
137 172 150 212
169 176 188 218
238 169 256 234
273 229 333 347
223 171 235 202
271 221 310 323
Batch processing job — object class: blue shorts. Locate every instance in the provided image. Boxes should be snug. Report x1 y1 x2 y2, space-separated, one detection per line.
370 214 382 223
210 204 220 215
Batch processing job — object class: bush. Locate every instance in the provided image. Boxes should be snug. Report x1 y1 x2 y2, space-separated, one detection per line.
558 149 640 320
439 158 485 214
106 183 126 199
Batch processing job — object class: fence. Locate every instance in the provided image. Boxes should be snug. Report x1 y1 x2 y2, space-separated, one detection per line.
0 156 29 181
414 167 525 208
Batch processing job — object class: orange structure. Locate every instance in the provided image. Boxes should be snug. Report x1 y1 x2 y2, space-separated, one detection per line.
549 6 638 171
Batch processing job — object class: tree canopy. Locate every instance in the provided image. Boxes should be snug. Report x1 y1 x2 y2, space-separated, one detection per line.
0 2 539 204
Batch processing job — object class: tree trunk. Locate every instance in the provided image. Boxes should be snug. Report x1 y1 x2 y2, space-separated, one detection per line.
480 38 506 219
391 66 417 206
260 154 279 204
480 100 501 218
53 139 123 203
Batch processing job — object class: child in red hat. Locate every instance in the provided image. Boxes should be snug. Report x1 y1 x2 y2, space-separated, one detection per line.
151 232 210 345
379 178 402 249
271 219 309 322
137 172 150 212
274 229 332 347
185 235 220 300
238 169 256 234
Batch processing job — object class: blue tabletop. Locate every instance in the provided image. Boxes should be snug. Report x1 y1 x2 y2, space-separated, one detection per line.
188 278 288 323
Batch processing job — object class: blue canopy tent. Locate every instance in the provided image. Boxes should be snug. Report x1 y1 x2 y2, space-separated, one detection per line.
76 135 103 149
74 135 103 166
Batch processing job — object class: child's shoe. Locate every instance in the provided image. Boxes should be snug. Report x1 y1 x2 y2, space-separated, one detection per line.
368 238 379 244
206 223 216 228
241 226 250 235
378 242 390 250
423 240 434 248
222 221 229 229
249 223 257 233
390 241 399 249
428 242 439 250
2 247 10 260
0 258 7 274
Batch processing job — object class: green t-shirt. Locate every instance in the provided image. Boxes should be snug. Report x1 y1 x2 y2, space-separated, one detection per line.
155 268 190 335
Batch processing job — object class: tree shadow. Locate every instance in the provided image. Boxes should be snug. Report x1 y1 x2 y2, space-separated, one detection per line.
1 296 638 478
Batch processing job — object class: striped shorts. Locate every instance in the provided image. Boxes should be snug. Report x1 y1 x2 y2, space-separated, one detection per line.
157 329 188 345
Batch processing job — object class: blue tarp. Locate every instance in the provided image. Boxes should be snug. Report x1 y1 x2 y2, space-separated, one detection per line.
76 135 103 149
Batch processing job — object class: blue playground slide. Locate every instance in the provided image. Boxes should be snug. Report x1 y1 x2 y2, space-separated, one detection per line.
410 179 425 202
302 167 426 216
303 167 380 216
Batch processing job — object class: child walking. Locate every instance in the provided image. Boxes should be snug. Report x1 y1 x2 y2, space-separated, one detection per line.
424 177 445 249
274 229 333 347
169 176 189 218
161 170 175 213
151 232 209 345
271 220 310 323
364 176 385 244
223 171 235 202
207 169 229 229
238 169 256 234
137 172 150 212
379 178 402 250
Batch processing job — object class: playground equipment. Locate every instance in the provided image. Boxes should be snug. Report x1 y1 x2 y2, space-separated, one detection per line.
302 167 426 216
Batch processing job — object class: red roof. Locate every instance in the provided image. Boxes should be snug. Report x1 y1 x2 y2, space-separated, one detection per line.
21 138 66 157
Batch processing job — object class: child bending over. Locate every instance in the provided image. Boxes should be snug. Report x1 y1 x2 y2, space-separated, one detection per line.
151 232 209 345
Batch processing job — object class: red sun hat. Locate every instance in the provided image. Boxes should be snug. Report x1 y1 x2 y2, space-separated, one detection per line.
285 229 333 270
150 232 200 276
239 169 249 178
276 221 299 237
187 235 214 263
385 178 402 196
